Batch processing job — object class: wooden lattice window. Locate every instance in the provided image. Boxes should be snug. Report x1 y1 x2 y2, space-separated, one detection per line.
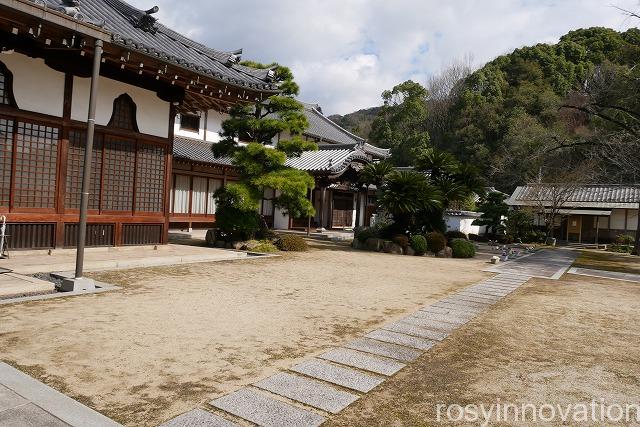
14 121 59 208
107 94 139 132
102 136 135 211
135 143 165 212
65 130 103 210
0 62 17 107
0 118 13 207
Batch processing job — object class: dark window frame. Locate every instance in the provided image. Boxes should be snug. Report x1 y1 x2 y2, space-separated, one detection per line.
107 93 139 132
179 113 201 132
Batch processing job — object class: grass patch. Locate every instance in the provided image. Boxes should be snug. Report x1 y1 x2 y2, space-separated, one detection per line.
574 250 640 275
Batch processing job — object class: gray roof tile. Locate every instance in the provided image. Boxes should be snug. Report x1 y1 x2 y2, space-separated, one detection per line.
29 0 278 91
508 185 640 209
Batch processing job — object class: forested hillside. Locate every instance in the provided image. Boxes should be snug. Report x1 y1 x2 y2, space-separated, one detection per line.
329 107 379 139
339 27 640 191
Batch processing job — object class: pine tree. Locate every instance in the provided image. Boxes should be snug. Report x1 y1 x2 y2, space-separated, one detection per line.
212 63 317 240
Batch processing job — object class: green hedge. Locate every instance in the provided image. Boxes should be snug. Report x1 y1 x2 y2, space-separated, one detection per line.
410 235 428 255
450 238 476 258
425 232 447 254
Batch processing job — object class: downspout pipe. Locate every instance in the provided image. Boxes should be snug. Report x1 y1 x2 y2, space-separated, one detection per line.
74 39 103 281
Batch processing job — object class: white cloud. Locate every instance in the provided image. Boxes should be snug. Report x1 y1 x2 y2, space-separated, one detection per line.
129 0 639 115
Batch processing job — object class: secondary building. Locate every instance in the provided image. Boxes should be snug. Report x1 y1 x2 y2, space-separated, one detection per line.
507 184 640 244
170 102 390 231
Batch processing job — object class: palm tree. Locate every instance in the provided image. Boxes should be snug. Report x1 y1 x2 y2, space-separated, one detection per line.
381 171 442 232
414 148 458 179
360 162 394 187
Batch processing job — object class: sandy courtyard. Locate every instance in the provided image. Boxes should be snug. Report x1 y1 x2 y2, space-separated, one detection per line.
0 242 490 426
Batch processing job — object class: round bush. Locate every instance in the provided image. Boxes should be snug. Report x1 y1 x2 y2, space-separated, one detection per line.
355 226 377 243
445 230 468 241
425 232 447 254
392 234 410 248
450 238 476 258
275 235 309 252
410 235 427 255
251 240 278 253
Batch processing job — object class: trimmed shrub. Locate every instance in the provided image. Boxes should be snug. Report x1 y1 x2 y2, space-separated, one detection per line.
355 226 377 243
251 240 278 253
445 230 468 241
392 234 410 248
450 238 476 258
410 235 427 255
425 232 447 254
275 235 308 252
468 233 479 241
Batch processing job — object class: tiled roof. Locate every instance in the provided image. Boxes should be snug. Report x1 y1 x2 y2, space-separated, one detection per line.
302 104 391 159
173 136 371 175
285 146 371 174
30 0 278 91
507 185 640 209
173 136 233 166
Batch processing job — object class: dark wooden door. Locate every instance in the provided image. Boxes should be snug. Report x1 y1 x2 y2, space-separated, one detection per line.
331 193 354 228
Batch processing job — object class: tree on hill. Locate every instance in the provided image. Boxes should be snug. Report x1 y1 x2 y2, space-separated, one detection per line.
212 63 317 240
369 80 431 166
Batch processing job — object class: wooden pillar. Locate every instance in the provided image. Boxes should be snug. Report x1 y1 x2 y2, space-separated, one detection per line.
595 216 600 247
635 203 640 255
162 104 176 244
354 190 361 228
319 186 326 229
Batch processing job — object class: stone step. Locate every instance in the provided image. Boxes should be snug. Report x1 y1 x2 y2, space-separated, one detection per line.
290 359 384 393
365 329 435 351
318 348 405 376
254 372 358 414
400 316 460 332
343 337 422 362
383 322 449 341
210 388 325 427
159 409 237 427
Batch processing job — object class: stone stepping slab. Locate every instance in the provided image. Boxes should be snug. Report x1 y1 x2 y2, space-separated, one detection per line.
254 372 358 414
400 315 460 332
344 337 422 362
483 279 525 286
384 321 449 341
432 302 485 314
366 329 435 351
410 310 468 325
435 299 488 310
446 294 497 305
159 409 238 427
472 288 515 297
290 359 384 393
318 348 405 376
480 282 520 290
438 297 491 309
420 305 478 318
210 388 325 427
456 291 501 301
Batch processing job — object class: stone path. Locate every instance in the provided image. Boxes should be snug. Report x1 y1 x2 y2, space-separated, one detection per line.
0 362 121 427
485 248 577 279
568 267 640 283
164 273 532 426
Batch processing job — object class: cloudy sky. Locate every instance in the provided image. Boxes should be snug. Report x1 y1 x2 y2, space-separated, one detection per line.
130 0 639 115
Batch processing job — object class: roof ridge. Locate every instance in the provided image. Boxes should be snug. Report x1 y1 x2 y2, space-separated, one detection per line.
305 105 366 143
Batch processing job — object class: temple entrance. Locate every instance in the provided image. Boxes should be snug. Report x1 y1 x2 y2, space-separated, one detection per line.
331 192 354 228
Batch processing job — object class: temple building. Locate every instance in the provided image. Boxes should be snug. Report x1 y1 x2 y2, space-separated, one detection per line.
0 0 390 250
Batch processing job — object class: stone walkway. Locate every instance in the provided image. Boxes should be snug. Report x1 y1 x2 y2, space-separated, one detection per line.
0 362 121 427
485 248 577 279
160 272 532 427
568 266 640 283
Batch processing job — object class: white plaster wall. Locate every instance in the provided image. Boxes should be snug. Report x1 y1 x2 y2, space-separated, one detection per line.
1 53 65 117
206 110 228 142
609 209 627 230
627 209 638 231
273 191 290 230
445 216 482 235
71 75 169 138
174 113 204 140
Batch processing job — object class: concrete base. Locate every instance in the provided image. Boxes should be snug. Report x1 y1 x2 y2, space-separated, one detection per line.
60 277 96 292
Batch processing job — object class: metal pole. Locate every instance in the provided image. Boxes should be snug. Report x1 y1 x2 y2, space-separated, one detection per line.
75 39 103 279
